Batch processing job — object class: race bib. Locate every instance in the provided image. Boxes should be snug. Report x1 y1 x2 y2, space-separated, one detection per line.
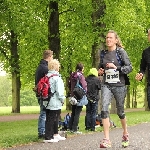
105 69 120 83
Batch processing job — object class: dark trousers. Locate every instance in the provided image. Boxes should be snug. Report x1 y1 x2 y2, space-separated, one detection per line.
147 85 150 109
69 105 82 131
85 101 98 130
45 109 61 140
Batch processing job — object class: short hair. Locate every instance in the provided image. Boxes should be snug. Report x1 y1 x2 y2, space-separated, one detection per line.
43 50 53 59
75 63 84 71
48 59 60 71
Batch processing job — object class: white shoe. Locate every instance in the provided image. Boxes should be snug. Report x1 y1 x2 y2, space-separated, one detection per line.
54 134 66 141
43 139 59 143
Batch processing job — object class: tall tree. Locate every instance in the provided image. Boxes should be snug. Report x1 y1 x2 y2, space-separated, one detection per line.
0 1 21 112
48 0 60 59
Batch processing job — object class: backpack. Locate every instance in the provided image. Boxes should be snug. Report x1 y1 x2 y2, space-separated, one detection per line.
58 113 71 131
36 74 58 101
100 48 130 85
73 76 86 101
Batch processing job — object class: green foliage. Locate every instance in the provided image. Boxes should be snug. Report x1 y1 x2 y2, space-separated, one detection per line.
20 89 38 106
1 0 150 108
59 0 94 78
0 75 38 106
0 76 11 106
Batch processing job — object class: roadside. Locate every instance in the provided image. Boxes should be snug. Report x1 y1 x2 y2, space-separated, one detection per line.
5 122 150 150
0 108 144 122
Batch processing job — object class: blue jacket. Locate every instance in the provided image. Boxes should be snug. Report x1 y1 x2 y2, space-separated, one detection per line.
43 70 65 110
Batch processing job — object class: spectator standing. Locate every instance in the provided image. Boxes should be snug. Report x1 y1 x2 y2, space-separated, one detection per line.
34 50 53 139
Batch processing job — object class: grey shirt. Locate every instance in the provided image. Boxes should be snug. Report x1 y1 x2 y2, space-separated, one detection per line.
103 50 125 86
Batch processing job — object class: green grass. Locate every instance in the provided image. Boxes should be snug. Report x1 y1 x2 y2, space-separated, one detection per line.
0 106 86 116
0 120 38 148
0 111 150 149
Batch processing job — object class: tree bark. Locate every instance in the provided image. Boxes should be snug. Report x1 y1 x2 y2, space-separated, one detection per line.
92 0 106 114
91 0 106 68
10 30 21 113
48 1 60 59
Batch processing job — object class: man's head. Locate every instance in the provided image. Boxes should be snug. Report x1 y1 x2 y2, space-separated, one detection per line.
148 29 150 42
43 50 53 62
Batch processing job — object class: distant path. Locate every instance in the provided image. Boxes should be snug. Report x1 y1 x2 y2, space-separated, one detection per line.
0 108 145 122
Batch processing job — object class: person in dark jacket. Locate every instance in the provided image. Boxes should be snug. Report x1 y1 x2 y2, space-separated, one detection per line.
135 29 150 108
68 63 88 134
85 68 101 131
34 50 53 139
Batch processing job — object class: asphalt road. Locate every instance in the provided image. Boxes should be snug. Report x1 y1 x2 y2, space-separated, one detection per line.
5 123 150 150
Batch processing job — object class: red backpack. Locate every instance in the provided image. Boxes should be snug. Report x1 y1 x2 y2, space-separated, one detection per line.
37 74 58 101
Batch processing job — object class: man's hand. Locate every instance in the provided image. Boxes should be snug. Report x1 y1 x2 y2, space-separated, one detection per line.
106 63 117 69
98 68 104 76
135 73 143 81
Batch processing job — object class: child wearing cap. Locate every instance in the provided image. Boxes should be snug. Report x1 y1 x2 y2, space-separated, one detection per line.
85 68 101 131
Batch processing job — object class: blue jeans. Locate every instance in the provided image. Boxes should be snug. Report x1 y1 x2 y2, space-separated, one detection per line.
38 99 46 135
85 101 98 130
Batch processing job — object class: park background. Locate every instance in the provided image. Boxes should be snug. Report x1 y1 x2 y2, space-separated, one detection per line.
0 0 150 113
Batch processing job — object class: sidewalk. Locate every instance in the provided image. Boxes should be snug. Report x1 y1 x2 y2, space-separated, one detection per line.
5 123 150 150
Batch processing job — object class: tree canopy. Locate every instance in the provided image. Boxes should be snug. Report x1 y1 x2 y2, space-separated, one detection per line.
0 0 150 109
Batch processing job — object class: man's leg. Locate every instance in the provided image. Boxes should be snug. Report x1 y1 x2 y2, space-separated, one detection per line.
147 85 150 109
85 101 92 130
72 106 82 132
69 105 76 130
91 101 98 131
38 99 46 138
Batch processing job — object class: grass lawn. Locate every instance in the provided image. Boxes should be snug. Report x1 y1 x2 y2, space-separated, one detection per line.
0 110 150 149
0 106 86 116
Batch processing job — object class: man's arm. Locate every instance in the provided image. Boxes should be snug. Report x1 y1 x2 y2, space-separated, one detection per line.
135 50 147 81
139 50 147 74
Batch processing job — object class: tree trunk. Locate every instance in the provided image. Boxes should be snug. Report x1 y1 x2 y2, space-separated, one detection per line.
65 76 71 110
10 30 21 113
91 0 106 68
92 0 106 114
48 1 60 59
132 88 135 108
134 89 137 108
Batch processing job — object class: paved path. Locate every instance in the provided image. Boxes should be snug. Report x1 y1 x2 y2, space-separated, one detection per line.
5 123 150 150
0 108 144 122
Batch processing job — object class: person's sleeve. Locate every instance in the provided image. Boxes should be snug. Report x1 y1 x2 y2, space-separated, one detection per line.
119 49 132 74
56 77 65 103
139 51 147 74
97 78 101 90
79 75 87 92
